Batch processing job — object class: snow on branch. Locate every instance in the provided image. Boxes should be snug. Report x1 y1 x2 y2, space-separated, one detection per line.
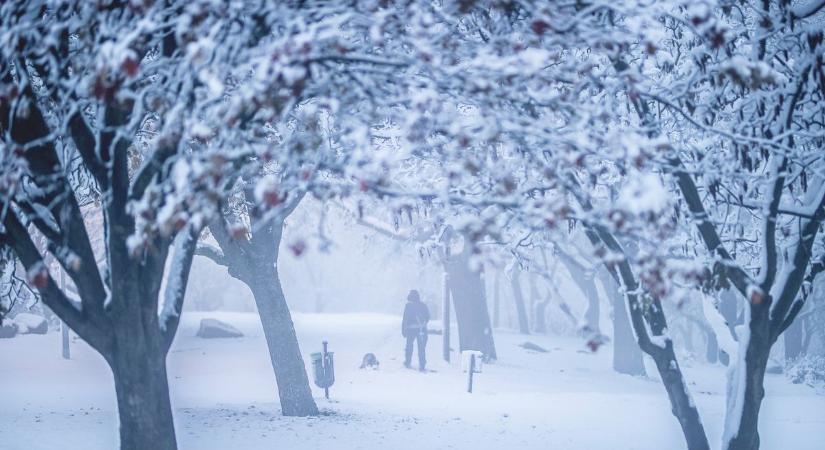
160 225 201 350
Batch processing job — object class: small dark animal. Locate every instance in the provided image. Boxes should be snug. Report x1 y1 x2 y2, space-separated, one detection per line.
359 352 380 369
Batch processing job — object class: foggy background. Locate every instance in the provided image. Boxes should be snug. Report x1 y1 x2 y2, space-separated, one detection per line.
186 197 589 331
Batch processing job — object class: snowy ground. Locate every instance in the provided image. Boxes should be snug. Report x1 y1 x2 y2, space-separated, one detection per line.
1 312 823 450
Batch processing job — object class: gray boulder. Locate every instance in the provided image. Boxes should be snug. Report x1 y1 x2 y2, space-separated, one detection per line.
519 341 549 353
196 318 243 339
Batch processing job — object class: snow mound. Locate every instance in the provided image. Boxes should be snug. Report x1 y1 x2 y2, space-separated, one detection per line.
13 313 48 335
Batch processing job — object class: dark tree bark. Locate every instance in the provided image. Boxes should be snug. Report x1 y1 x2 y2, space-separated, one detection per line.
571 197 709 449
6 208 190 450
201 194 318 417
665 152 825 450
724 302 771 450
445 260 497 359
726 251 824 450
440 227 496 359
247 261 318 416
1 68 199 449
110 329 177 450
618 63 825 447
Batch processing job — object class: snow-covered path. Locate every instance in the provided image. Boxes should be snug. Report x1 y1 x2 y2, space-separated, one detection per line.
1 312 823 450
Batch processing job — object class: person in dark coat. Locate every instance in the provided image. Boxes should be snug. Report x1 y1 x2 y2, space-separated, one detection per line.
402 289 430 371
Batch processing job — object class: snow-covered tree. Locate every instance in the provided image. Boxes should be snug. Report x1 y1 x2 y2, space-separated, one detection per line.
4 1 822 449
343 2 708 447
627 2 825 448
0 0 379 447
0 0 213 445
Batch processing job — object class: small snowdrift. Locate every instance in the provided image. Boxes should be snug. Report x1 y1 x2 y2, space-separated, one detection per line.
1 312 823 450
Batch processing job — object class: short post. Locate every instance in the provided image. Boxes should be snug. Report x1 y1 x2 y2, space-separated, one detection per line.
59 268 70 360
462 350 483 393
467 354 475 393
443 273 450 363
322 341 330 400
61 320 70 359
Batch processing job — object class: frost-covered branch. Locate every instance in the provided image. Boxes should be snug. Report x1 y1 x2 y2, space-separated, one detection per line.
161 224 201 351
1 210 110 352
194 243 227 267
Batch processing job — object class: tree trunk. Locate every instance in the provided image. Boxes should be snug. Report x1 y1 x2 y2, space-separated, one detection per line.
443 272 451 362
247 260 319 417
800 316 815 355
583 280 600 334
724 305 771 450
612 295 645 375
597 269 645 376
725 351 770 450
510 269 530 334
445 258 497 359
558 251 601 334
528 273 539 330
706 332 719 364
206 201 318 417
652 344 709 450
784 317 803 361
582 193 708 449
719 289 740 337
492 270 500 328
636 296 709 450
109 333 177 450
613 295 645 375
534 298 548 334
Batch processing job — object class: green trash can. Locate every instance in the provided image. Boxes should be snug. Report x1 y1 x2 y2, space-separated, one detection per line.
311 341 335 398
